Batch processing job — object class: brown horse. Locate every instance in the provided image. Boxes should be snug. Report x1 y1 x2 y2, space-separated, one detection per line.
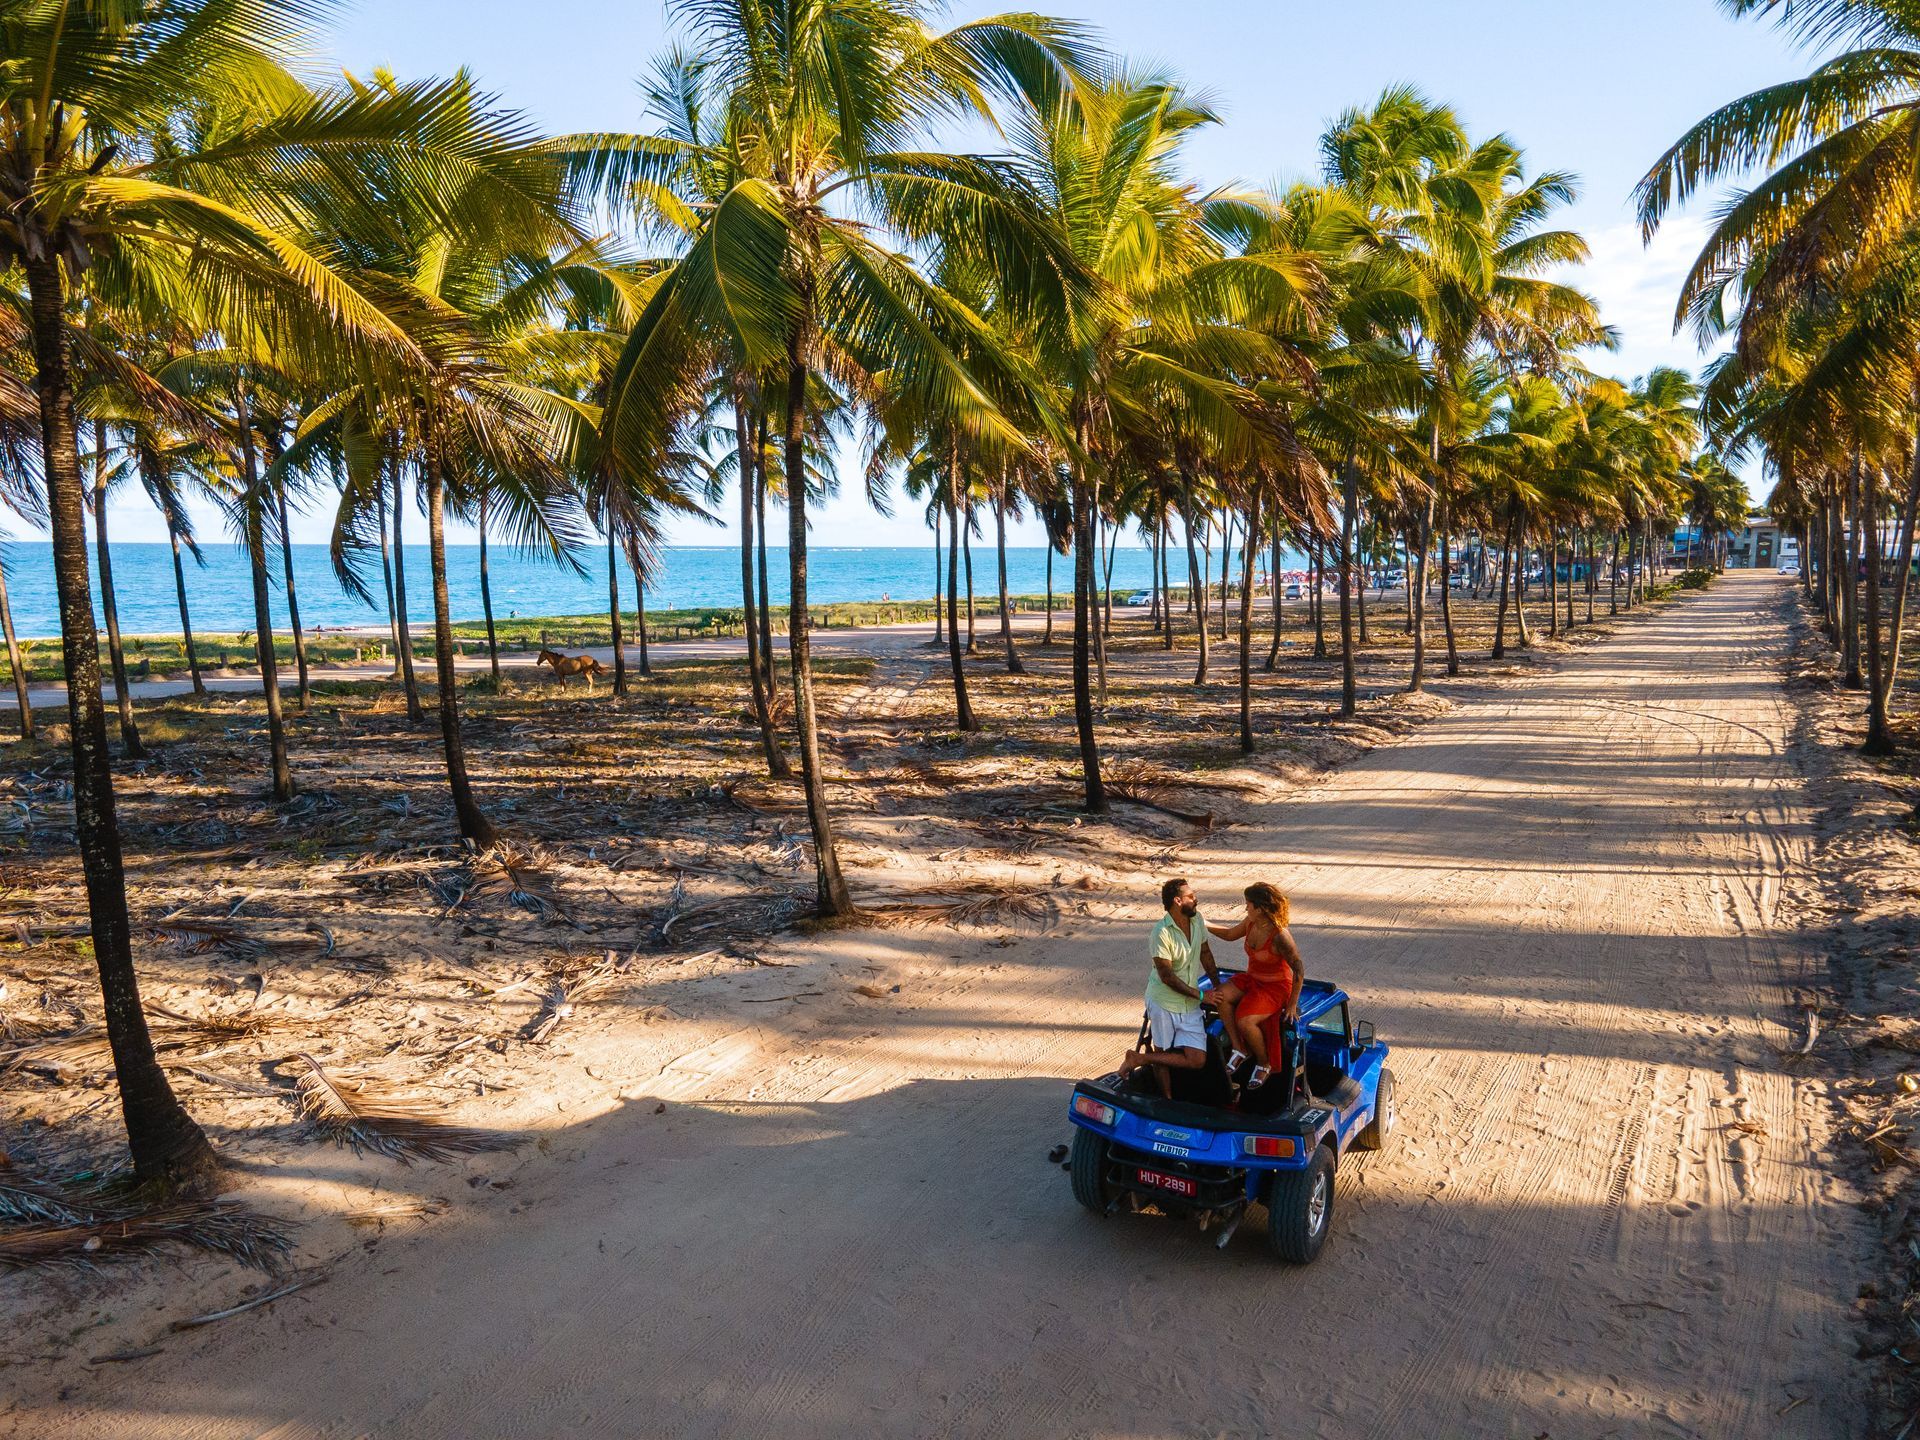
535 649 606 691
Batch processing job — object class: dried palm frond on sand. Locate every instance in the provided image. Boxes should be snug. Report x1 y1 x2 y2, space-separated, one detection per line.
453 844 575 926
522 953 631 1045
144 917 335 961
1100 762 1221 829
0 1196 293 1273
656 889 810 947
1 1005 297 1074
860 881 1061 932
292 1053 513 1164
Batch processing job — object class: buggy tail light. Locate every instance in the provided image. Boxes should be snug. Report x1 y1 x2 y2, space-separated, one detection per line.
1073 1095 1116 1126
1243 1135 1298 1159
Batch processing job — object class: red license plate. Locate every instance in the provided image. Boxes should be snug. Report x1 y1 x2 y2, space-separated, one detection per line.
1136 1167 1198 1198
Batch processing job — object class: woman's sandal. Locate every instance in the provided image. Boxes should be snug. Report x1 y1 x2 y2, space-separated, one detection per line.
1225 1050 1249 1076
1247 1065 1272 1088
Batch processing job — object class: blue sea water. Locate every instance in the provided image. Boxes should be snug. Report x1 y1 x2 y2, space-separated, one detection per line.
0 540 1211 640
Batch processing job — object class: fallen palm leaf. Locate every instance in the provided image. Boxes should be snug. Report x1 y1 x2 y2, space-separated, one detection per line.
342 1198 446 1228
462 844 575 926
522 954 630 1044
0 1198 293 1273
859 881 1060 932
658 890 809 946
292 1053 512 1164
144 918 334 961
0 1176 91 1226
2 1005 296 1074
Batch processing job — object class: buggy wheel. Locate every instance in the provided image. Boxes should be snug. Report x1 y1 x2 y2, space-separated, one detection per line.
1267 1146 1335 1263
1353 1068 1395 1152
1069 1128 1112 1214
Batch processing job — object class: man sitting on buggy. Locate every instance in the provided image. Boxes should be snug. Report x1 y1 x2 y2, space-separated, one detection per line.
1117 877 1219 1098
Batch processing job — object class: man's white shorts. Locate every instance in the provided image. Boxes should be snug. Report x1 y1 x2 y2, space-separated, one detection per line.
1145 999 1208 1053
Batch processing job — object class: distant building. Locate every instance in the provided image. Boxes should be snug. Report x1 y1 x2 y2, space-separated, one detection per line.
1727 516 1781 569
1668 516 1781 569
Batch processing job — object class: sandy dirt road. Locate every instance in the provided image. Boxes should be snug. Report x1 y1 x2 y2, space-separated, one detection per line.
10 573 1874 1438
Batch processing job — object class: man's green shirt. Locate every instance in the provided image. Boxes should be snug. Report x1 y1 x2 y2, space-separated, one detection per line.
1146 911 1207 1014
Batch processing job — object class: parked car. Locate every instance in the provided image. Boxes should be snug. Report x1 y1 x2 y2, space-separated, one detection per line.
1284 582 1303 600
1124 591 1153 606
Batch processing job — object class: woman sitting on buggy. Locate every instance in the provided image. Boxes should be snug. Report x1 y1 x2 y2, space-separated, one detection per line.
1207 883 1306 1092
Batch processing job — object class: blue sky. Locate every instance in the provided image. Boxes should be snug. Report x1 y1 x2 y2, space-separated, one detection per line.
95 1 1821 547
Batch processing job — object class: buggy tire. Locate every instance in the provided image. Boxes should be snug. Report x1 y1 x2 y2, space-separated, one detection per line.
1069 1127 1112 1214
1354 1068 1395 1152
1267 1145 1335 1263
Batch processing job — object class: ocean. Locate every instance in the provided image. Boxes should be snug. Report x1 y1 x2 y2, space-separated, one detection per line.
0 540 1237 640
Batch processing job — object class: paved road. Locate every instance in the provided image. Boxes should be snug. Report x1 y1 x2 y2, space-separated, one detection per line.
14 573 1870 1438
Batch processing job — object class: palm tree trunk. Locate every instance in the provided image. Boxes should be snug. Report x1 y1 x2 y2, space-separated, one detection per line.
1407 500 1432 693
477 489 501 688
1546 530 1560 639
1866 462 1890 752
378 473 403 681
783 340 852 916
1492 516 1517 659
167 525 204 699
1265 526 1284 672
1163 513 1176 651
1338 464 1358 717
1438 503 1459 676
1354 528 1369 644
736 409 789 778
390 465 424 724
1827 487 1844 645
1311 534 1329 658
25 252 215 1192
272 477 310 712
1238 497 1258 753
631 555 652 677
963 501 977 653
0 551 33 736
1043 541 1054 646
1217 511 1232 642
1182 470 1208 684
1585 533 1597 624
1514 529 1534 648
421 434 498 850
1102 513 1118 638
1149 512 1163 630
994 484 1022 674
931 508 944 643
607 524 627 697
1070 454 1106 813
1845 460 1865 687
90 423 144 757
1093 496 1109 707
754 452 776 691
945 452 977 731
1876 440 1920 740
235 388 291 799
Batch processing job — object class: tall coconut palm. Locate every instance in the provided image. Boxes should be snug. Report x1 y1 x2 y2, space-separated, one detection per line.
0 1 573 1187
594 0 1093 914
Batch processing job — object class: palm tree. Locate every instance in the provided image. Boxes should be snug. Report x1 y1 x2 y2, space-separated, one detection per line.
595 0 1092 914
0 2 571 1188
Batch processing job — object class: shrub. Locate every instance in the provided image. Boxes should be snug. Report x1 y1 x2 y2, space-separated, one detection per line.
1678 567 1716 590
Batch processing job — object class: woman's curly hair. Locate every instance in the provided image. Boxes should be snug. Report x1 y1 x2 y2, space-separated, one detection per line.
1243 882 1291 928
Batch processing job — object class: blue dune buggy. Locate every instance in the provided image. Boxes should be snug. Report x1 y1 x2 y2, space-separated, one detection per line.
1065 977 1393 1263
